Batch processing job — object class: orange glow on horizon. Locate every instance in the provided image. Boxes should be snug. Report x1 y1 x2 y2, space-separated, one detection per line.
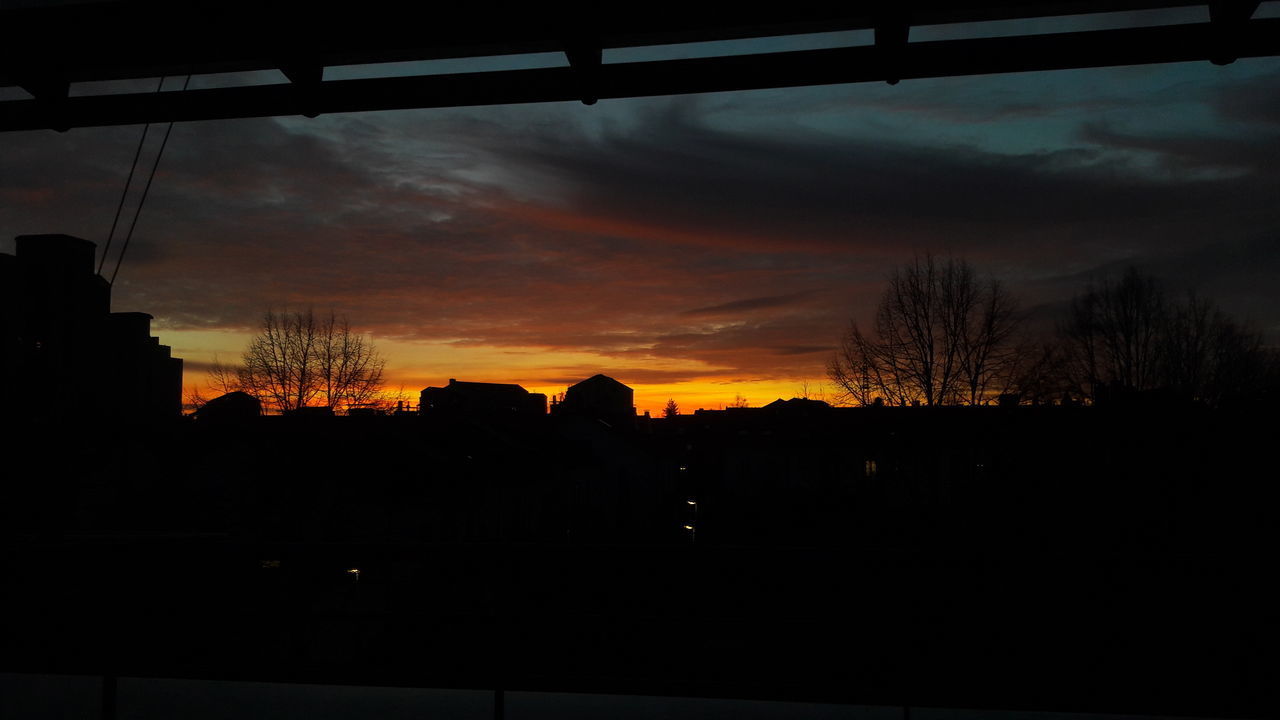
182 376 831 416
173 329 834 417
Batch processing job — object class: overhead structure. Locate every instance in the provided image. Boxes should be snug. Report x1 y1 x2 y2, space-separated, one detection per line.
0 1 1275 131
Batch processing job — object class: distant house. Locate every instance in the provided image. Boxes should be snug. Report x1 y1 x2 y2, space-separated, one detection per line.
555 374 635 428
762 397 832 417
419 379 547 420
1 234 182 421
194 391 262 423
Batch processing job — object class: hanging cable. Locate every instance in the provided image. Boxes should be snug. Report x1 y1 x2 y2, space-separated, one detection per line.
98 76 167 276
110 74 191 287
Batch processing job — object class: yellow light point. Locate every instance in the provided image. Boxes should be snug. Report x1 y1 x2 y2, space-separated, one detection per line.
346 568 361 575
686 499 697 506
683 525 694 530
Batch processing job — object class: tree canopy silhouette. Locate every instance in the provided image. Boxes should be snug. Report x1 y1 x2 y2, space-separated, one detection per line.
1060 267 1272 405
829 254 1024 406
219 308 386 414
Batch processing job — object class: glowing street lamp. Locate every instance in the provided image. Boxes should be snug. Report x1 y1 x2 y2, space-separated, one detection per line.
346 568 361 583
683 496 699 543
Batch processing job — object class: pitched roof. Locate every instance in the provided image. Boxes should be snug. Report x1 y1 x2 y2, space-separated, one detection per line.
570 374 630 391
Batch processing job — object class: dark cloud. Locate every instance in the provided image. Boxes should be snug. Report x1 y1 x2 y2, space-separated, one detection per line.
1014 233 1280 342
1213 70 1280 126
478 96 1280 267
682 292 813 317
770 345 834 356
179 359 240 376
4 62 1279 392
813 84 1134 125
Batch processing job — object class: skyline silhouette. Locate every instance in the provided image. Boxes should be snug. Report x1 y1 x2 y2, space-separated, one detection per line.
4 7 1279 414
9 232 1263 419
4 5 1280 718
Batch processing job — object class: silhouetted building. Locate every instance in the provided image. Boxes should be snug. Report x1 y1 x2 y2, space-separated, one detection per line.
419 379 547 420
762 397 832 416
194 391 262 423
1 234 182 420
554 374 634 428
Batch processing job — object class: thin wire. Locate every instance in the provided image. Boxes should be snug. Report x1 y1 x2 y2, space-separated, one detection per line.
110 74 191 287
98 76 166 276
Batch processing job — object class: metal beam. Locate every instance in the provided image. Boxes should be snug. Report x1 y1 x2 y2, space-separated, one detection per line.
277 58 324 118
1208 0 1263 64
2 19 1278 131
563 38 603 106
874 11 912 85
0 2 1219 88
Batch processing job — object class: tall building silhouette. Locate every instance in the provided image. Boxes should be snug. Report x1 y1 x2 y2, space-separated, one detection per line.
0 234 182 421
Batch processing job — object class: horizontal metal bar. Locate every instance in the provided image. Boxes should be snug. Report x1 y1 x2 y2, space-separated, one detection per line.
2 19 1277 132
0 661 1270 720
0 2 1220 87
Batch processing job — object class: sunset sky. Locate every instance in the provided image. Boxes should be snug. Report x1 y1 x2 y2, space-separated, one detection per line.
3 7 1279 414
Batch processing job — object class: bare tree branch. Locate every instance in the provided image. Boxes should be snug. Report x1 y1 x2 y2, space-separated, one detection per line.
1061 268 1273 405
232 307 386 414
830 254 1025 406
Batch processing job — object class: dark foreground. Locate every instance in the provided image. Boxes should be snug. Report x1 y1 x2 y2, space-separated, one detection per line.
2 404 1276 717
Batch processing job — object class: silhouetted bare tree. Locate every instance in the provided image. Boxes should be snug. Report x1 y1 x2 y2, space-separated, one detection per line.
234 308 386 414
829 254 1024 406
1061 267 1167 400
796 380 827 402
829 327 900 406
957 274 1023 404
1009 342 1073 405
184 355 247 413
207 355 241 396
183 387 209 414
1061 268 1272 404
1162 291 1276 404
315 312 386 411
